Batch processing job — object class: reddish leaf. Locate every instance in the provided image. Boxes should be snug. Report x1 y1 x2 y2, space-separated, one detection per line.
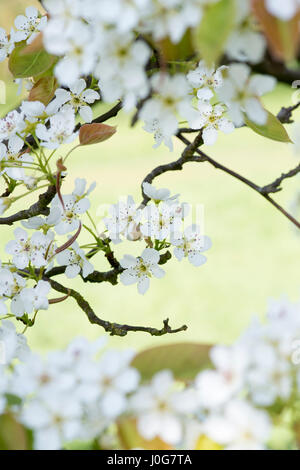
29 76 58 105
79 123 117 146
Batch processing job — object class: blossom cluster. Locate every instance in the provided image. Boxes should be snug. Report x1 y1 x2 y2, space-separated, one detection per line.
0 1 281 151
1 295 300 450
103 182 211 294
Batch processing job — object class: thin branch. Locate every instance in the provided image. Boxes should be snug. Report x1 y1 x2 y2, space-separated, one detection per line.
177 133 300 230
48 278 187 337
277 101 300 124
74 102 122 132
261 163 300 194
0 185 56 226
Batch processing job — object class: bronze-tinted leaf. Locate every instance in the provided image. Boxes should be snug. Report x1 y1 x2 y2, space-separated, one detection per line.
79 123 117 146
131 342 212 382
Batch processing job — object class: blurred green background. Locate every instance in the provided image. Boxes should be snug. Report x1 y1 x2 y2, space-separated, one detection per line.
0 1 300 354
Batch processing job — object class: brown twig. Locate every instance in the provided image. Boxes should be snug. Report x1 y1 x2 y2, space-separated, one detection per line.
48 278 187 337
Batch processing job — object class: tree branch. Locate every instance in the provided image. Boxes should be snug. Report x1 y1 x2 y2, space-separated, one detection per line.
48 278 187 337
0 185 56 226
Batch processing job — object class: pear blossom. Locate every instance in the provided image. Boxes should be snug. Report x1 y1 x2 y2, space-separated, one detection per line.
14 7 47 45
171 225 212 267
51 179 95 235
21 394 82 450
141 202 187 241
0 140 33 181
203 400 271 450
5 227 56 270
36 106 78 149
87 350 140 418
225 0 266 64
56 241 94 279
187 61 226 102
49 79 100 123
142 182 175 204
140 73 198 149
120 248 165 295
19 280 51 315
197 103 235 145
218 64 277 126
22 207 62 232
130 370 197 445
0 110 25 147
0 320 29 364
0 27 15 62
143 118 174 151
104 196 142 243
53 23 97 86
96 34 151 111
144 0 205 44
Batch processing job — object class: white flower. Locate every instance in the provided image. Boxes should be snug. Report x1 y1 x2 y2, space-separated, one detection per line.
14 7 47 44
0 110 25 147
225 0 266 64
20 280 51 315
36 106 78 149
0 27 15 62
145 0 204 44
130 370 197 445
104 196 142 243
120 248 165 295
96 34 151 111
21 394 82 450
171 225 211 267
22 207 62 232
197 103 234 145
218 64 276 126
203 400 271 450
265 0 300 20
142 182 175 203
0 139 33 181
141 202 186 241
49 79 100 123
56 241 94 279
187 61 226 102
5 227 55 270
53 22 97 86
140 73 198 149
143 118 174 151
88 350 140 419
0 320 30 364
195 345 248 409
51 179 94 235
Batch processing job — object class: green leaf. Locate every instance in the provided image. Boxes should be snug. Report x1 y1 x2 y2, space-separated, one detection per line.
245 110 292 143
9 43 54 79
131 342 212 382
193 0 235 65
0 413 29 450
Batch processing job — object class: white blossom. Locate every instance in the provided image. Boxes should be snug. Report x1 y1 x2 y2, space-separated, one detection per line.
171 225 212 267
120 248 165 294
218 64 276 126
0 27 15 62
14 7 47 44
56 241 94 279
49 79 100 123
